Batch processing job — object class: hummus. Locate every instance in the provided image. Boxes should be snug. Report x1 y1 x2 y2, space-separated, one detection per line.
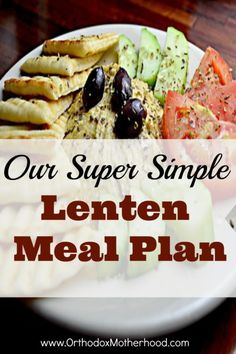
65 64 163 139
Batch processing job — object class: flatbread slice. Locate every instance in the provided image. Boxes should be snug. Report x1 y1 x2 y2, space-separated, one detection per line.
4 70 89 100
0 95 72 125
43 33 119 58
0 114 67 139
21 53 103 76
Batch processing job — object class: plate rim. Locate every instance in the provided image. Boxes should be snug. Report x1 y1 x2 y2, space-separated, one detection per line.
32 296 224 337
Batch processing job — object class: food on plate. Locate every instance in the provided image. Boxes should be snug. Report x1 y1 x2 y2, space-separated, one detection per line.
4 70 90 100
137 28 162 87
163 43 236 138
65 64 163 139
43 33 119 57
1 26 235 287
162 91 236 139
111 67 132 112
154 27 188 105
111 68 133 113
166 181 214 245
190 47 232 91
118 34 138 79
217 121 236 138
20 53 103 76
114 98 147 138
96 193 129 279
82 67 105 111
188 47 234 118
0 27 236 141
126 188 165 278
0 114 67 139
0 226 95 295
189 80 236 124
0 95 72 125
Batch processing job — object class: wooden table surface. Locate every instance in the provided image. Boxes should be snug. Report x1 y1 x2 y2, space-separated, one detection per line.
1 0 236 353
1 0 236 78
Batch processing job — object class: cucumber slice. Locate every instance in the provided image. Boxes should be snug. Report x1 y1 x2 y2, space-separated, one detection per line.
137 28 162 87
154 27 189 105
96 193 128 279
96 220 128 279
126 188 165 278
142 179 214 246
118 34 138 79
165 181 214 246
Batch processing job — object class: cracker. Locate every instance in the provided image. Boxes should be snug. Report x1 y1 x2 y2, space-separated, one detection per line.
43 33 119 57
0 114 67 139
5 70 89 100
21 53 103 76
0 95 72 125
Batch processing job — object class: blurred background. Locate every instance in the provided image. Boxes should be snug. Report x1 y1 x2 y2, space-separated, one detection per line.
1 298 236 353
1 0 236 353
0 0 236 77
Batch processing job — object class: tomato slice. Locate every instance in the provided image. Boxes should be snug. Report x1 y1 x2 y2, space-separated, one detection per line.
191 47 232 90
212 52 233 85
188 47 233 112
189 48 236 124
218 121 236 138
188 81 236 124
163 91 236 139
163 91 222 139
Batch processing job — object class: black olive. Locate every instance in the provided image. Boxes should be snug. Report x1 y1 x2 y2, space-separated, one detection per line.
114 98 147 138
82 67 105 111
111 67 132 112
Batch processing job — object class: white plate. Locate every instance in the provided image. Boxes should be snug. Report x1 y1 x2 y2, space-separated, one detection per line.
0 24 226 337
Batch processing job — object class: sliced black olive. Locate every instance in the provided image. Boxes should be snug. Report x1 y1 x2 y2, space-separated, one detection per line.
111 67 132 112
114 98 147 138
82 67 105 111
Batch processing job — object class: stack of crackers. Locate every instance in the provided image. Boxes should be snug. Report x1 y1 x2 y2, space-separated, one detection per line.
0 33 118 139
